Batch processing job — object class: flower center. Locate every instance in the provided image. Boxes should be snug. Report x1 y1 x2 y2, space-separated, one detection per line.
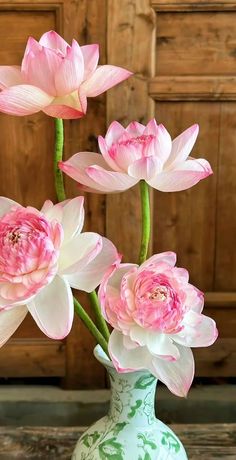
7 229 21 245
149 286 168 301
133 271 186 333
117 134 155 148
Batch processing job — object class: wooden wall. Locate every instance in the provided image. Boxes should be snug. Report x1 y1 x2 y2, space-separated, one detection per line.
0 0 235 388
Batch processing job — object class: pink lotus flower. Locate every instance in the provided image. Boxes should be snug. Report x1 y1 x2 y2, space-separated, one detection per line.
0 196 118 346
99 252 217 397
59 119 212 192
0 31 132 119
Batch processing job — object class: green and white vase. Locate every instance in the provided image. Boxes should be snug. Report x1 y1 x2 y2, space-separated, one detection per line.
72 345 188 460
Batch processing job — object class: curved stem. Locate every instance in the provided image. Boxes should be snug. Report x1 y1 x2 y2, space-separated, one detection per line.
54 118 66 202
138 180 151 265
89 291 110 342
74 297 109 357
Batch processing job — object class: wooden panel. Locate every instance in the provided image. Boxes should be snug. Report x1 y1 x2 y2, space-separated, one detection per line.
14 316 47 339
205 292 236 307
205 308 236 337
152 0 236 11
0 11 55 63
0 115 55 209
0 339 65 377
156 12 236 76
149 76 236 101
205 293 236 338
195 338 236 376
0 10 56 207
153 101 218 291
215 102 236 290
106 0 156 263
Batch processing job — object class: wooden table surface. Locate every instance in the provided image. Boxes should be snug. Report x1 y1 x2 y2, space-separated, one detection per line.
0 424 235 459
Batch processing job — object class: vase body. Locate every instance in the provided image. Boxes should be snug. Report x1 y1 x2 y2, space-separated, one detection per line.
72 346 188 460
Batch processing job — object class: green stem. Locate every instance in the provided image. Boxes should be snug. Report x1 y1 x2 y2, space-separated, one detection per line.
138 180 151 265
53 118 109 354
74 297 109 357
89 291 110 342
54 118 66 202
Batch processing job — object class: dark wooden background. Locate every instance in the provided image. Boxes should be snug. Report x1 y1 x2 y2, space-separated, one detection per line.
0 0 235 388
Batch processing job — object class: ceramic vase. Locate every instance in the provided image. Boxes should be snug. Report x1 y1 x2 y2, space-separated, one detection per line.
72 345 188 460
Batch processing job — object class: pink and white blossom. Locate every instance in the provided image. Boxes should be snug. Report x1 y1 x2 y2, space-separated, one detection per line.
0 31 132 119
59 119 212 193
98 252 218 397
0 196 119 345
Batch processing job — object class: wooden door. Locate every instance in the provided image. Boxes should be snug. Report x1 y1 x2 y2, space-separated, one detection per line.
0 0 235 388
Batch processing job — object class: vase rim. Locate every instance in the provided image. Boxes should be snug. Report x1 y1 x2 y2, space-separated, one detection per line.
93 345 156 379
93 344 114 369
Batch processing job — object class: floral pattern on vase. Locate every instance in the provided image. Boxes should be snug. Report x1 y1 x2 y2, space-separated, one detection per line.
72 346 188 460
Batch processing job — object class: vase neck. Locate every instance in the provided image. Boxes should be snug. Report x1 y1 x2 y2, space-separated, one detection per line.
107 367 157 427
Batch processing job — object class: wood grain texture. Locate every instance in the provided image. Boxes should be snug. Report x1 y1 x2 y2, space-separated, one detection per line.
152 1 236 12
195 338 236 376
149 76 236 101
0 0 62 4
0 425 235 459
153 101 218 292
156 11 236 76
201 295 236 341
214 102 236 291
0 13 56 206
204 308 236 337
205 292 236 307
0 339 65 377
106 0 156 263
